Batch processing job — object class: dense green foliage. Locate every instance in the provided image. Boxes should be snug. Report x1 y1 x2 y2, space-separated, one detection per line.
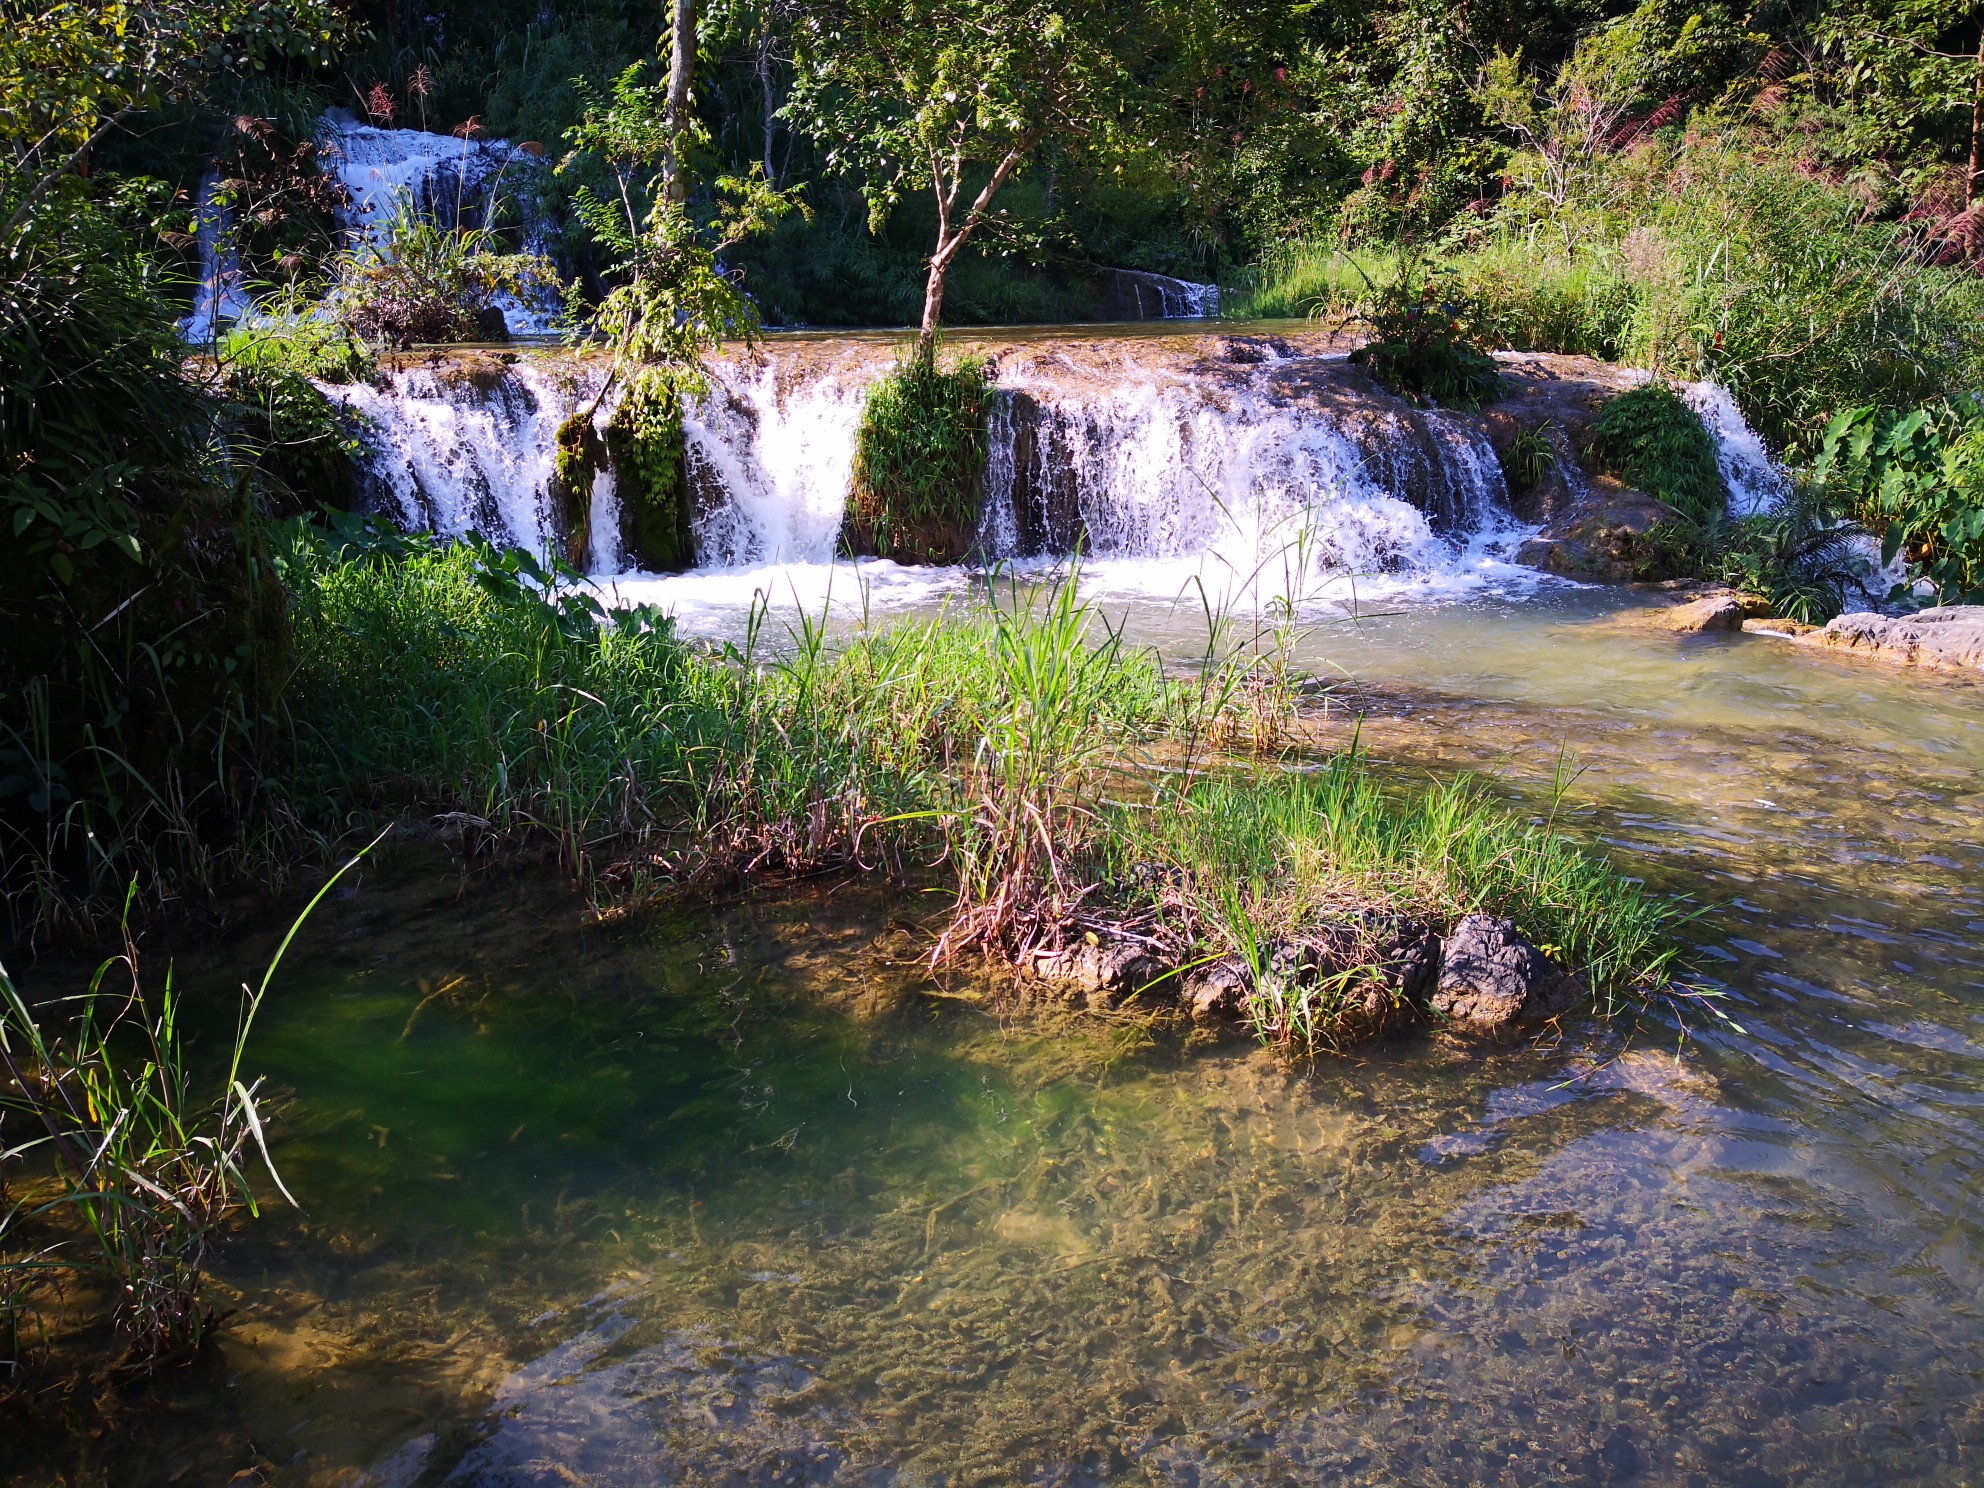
604 368 694 572
0 200 291 945
1816 400 1984 603
846 353 991 562
1344 259 1506 407
1589 382 1724 525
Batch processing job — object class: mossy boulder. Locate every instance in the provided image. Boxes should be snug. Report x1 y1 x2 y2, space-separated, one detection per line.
604 371 694 573
844 354 990 564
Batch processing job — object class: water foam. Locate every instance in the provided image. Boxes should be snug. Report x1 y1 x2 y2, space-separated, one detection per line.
322 361 589 559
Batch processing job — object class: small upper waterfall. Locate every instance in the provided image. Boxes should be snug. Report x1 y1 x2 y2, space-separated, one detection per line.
181 171 256 343
1098 269 1222 320
183 112 559 341
318 114 561 335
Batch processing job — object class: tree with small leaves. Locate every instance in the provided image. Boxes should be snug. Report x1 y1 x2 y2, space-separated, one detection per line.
784 0 1151 362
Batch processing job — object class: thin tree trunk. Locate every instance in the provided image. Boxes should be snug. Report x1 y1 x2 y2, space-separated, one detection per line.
661 0 696 205
915 134 1042 366
918 249 954 364
1969 30 1983 211
758 32 777 184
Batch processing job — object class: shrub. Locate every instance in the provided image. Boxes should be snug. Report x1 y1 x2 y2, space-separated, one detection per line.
1 202 286 945
333 196 555 348
1815 400 1984 605
217 310 371 517
1345 258 1506 408
1624 490 1867 621
1588 382 1723 524
845 352 990 563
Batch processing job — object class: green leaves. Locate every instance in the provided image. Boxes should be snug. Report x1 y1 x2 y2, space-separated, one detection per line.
1589 381 1725 524
559 59 803 372
1818 398 1984 605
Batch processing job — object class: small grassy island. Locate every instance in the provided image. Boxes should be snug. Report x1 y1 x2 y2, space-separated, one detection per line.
3 0 1982 1477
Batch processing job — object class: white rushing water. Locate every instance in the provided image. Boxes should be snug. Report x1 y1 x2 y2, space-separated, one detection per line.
322 345 1795 632
321 361 585 558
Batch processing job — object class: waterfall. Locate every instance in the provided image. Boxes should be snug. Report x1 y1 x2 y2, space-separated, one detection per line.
320 359 601 560
1099 268 1222 320
319 113 561 336
320 335 1793 619
181 113 561 342
181 171 255 343
681 365 866 566
1683 381 1790 516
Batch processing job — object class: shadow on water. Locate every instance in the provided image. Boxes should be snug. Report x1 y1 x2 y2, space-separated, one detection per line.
6 585 1984 1487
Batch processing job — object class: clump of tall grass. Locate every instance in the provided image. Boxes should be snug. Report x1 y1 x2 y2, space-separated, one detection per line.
1106 755 1676 1021
0 858 357 1370
1232 144 1984 454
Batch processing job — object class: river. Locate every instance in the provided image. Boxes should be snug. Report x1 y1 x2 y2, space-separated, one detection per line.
7 579 1979 1487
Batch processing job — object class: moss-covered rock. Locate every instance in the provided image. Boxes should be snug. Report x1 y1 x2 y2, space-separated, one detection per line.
844 354 990 564
604 370 694 573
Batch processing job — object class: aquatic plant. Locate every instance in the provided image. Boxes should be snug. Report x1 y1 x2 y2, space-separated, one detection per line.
846 352 992 563
1107 756 1678 1047
275 528 1684 1051
333 191 555 347
0 853 362 1369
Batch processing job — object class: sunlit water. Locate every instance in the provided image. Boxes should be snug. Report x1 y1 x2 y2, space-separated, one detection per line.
5 585 1982 1487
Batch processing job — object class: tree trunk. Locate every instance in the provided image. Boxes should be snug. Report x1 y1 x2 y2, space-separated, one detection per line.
661 0 696 206
1969 31 1983 211
758 32 777 184
918 248 951 366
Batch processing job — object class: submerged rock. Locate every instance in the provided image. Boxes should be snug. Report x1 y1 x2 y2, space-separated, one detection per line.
1022 933 1167 1010
1432 914 1584 1034
1800 606 1984 673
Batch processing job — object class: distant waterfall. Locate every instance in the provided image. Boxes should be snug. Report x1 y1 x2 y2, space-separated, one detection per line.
182 112 560 342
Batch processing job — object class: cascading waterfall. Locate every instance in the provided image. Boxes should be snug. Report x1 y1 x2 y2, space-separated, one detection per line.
1683 381 1789 516
319 114 561 335
680 366 867 567
320 360 595 558
320 334 1793 617
182 112 560 341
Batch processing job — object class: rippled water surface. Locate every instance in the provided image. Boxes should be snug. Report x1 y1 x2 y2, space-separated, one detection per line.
6 587 1982 1487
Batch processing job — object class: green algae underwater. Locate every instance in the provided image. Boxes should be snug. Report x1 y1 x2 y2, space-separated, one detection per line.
5 586 1984 1487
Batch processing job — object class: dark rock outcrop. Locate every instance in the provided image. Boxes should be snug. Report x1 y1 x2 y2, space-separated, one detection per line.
1432 914 1584 1034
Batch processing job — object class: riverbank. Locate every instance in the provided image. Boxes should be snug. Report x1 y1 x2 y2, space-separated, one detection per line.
5 585 1980 1483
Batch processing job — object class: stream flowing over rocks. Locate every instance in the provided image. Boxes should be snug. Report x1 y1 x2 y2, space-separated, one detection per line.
319 333 1791 606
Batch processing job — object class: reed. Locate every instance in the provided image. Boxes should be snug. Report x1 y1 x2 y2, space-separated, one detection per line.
0 851 362 1369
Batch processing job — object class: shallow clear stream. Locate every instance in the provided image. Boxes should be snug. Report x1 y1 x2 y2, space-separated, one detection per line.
7 586 1983 1487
